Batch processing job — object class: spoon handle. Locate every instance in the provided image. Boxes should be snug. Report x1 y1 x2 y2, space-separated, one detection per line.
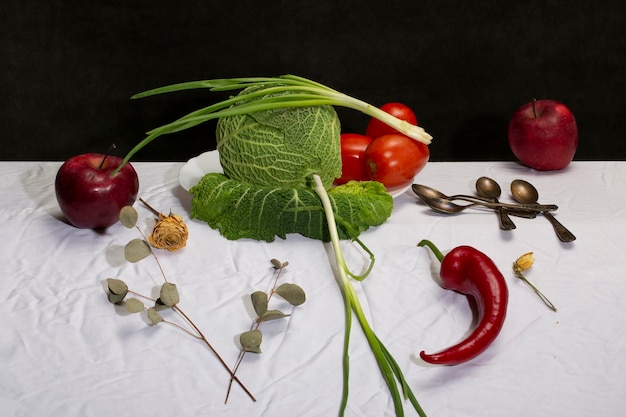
542 211 576 242
479 200 558 212
496 206 517 230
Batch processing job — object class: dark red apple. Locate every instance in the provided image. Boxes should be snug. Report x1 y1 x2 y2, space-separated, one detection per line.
507 99 578 171
55 153 139 229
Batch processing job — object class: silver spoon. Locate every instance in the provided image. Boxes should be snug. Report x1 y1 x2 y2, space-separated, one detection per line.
413 183 536 219
476 176 516 230
510 179 576 242
412 184 493 204
418 195 558 214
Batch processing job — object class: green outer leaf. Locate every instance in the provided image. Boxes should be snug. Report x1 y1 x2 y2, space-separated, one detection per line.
276 283 306 306
240 329 262 353
160 283 179 307
251 291 268 317
190 174 393 242
119 206 138 228
124 239 151 263
125 298 145 313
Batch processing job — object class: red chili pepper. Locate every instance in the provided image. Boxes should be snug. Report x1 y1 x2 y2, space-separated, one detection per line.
417 240 508 365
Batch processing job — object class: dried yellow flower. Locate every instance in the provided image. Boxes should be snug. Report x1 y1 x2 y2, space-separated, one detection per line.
149 213 189 251
513 252 535 274
512 251 557 312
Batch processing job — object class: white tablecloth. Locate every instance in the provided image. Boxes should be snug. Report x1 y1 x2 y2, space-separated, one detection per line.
2 160 625 417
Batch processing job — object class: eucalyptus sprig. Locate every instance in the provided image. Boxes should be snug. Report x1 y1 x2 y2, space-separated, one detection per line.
112 74 432 174
225 259 306 403
106 205 256 402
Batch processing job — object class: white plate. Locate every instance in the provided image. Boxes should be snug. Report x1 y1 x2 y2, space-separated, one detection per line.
178 150 412 197
178 150 223 192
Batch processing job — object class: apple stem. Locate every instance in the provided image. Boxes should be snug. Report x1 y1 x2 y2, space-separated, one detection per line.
139 198 162 217
99 144 117 169
532 98 537 118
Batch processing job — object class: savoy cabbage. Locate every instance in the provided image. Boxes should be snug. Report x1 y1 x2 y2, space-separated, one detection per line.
216 85 341 189
190 173 393 242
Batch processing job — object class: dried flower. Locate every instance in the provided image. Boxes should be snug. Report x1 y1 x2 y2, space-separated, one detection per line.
512 252 557 312
513 252 535 274
149 212 189 251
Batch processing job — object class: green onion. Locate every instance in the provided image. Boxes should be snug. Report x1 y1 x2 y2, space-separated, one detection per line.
313 174 427 417
112 74 432 175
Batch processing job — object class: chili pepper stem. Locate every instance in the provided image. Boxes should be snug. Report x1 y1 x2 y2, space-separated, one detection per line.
514 270 557 312
417 239 444 262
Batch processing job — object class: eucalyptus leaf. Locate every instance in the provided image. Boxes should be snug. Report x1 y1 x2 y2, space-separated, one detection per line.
107 292 126 304
160 283 179 307
119 206 138 228
125 298 145 313
261 309 288 321
147 307 164 325
106 278 128 304
107 278 127 294
276 283 306 306
240 329 262 353
271 259 289 269
124 239 151 263
154 298 169 311
251 291 268 317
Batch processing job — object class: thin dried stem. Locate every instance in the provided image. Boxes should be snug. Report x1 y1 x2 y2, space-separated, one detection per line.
139 197 163 216
224 263 287 403
173 305 256 402
134 225 168 283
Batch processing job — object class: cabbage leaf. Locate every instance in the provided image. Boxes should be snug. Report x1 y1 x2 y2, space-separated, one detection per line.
190 173 393 242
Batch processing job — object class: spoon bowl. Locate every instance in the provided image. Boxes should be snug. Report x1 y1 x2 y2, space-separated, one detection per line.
476 176 502 198
476 176 516 230
510 180 540 204
419 196 480 214
510 179 576 242
412 184 496 204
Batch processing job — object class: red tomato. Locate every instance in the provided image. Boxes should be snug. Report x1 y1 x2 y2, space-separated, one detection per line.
335 133 372 185
364 133 429 188
365 102 418 139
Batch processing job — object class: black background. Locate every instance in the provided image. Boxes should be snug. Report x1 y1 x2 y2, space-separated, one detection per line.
3 0 625 162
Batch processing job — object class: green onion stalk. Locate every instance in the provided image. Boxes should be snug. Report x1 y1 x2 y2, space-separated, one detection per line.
313 174 426 417
112 74 432 175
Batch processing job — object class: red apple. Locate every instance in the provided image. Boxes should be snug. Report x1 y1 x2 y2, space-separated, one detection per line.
55 153 139 229
508 99 578 171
